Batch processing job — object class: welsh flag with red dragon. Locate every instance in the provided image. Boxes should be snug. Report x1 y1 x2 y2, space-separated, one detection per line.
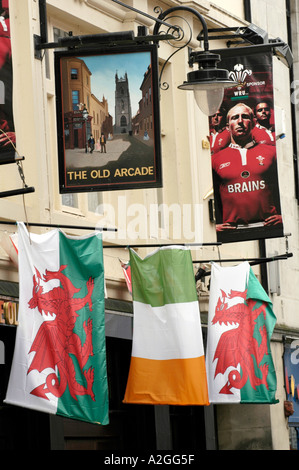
206 262 278 404
5 222 109 425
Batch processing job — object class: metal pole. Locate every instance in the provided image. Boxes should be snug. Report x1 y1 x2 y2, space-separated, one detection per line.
0 221 117 231
38 0 48 44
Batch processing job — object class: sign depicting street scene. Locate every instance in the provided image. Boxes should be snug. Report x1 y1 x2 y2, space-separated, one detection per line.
55 45 162 193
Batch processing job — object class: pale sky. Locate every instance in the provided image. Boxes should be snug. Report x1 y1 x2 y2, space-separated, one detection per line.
80 51 152 121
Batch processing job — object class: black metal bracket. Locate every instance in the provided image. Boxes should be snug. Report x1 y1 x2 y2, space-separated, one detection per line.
0 155 24 165
34 34 44 60
34 0 202 59
0 154 35 198
0 187 35 198
34 29 177 60
0 151 35 198
0 221 115 231
197 26 293 67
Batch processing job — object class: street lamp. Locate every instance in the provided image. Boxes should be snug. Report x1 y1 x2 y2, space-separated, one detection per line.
178 50 237 116
153 6 238 116
82 105 89 153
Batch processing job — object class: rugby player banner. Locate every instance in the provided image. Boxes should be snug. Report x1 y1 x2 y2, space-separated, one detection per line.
206 262 278 404
123 247 209 405
209 48 283 243
5 222 109 425
0 0 16 162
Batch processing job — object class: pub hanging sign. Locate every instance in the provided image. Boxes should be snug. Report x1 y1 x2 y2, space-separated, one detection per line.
55 44 162 193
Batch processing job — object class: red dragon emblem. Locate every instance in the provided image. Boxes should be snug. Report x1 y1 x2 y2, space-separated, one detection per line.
212 289 270 394
27 265 95 401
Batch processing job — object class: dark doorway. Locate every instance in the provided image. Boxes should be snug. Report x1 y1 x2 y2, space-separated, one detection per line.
60 336 157 451
74 128 79 147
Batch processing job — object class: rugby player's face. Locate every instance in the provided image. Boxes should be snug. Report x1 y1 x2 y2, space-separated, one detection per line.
255 103 270 122
211 111 223 127
228 107 253 138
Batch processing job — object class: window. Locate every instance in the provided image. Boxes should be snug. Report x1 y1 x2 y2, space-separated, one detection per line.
88 192 103 213
71 68 78 79
61 193 78 208
72 90 79 110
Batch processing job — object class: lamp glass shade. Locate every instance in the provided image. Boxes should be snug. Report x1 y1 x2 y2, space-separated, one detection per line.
177 51 238 115
193 86 224 116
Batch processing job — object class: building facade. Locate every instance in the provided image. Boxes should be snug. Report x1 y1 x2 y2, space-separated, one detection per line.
61 57 113 149
0 0 298 451
114 71 132 134
132 65 154 140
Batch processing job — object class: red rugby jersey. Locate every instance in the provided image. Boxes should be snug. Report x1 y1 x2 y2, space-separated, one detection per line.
252 124 276 145
0 16 11 68
212 143 279 225
210 128 230 155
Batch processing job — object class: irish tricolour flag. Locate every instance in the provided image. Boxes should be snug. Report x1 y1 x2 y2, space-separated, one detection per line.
5 222 109 425
123 247 209 405
206 262 278 404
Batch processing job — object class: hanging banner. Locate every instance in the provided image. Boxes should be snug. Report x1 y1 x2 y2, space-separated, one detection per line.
123 247 209 405
209 49 283 243
206 262 278 404
5 222 109 425
0 0 16 161
55 44 162 193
